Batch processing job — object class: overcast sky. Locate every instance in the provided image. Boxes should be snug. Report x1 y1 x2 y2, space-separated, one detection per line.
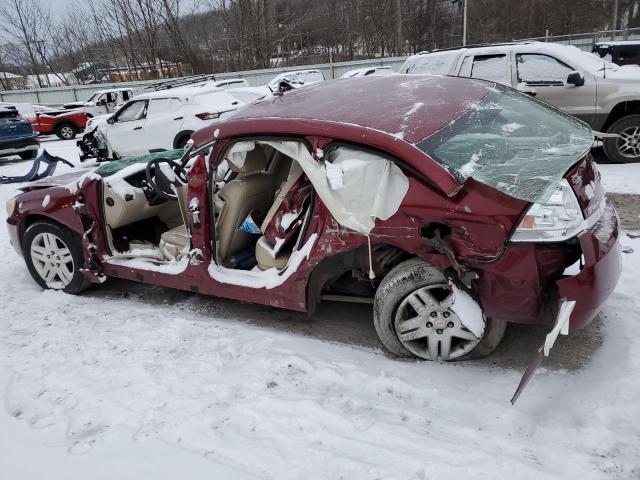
46 0 200 18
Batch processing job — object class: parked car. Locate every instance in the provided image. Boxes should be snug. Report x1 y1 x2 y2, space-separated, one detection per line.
61 87 136 117
593 40 640 66
268 69 325 89
6 76 620 395
340 66 395 78
0 106 39 160
29 109 88 140
401 41 640 163
78 82 245 161
226 69 326 102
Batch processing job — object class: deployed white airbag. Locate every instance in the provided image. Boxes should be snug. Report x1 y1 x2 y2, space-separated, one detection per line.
226 141 255 168
261 141 409 235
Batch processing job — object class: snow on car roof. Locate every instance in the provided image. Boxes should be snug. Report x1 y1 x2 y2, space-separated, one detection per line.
213 75 493 145
594 40 640 46
340 66 394 78
93 87 133 94
134 83 232 100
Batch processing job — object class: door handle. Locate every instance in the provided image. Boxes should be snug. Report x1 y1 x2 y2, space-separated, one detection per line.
133 126 142 130
173 116 184 120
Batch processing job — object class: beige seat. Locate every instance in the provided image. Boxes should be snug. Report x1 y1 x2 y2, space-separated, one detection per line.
255 236 291 271
216 146 278 266
159 224 189 260
159 184 190 260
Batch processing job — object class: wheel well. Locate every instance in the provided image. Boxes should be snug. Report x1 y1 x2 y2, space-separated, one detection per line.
173 130 194 149
603 101 640 131
55 121 76 131
19 214 73 249
306 244 411 314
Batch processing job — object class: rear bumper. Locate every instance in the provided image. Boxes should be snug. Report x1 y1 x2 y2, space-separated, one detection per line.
556 202 621 332
0 136 39 157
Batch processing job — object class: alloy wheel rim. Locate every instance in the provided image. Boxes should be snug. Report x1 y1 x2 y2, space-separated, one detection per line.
616 126 640 158
30 232 74 289
60 126 74 139
394 284 483 361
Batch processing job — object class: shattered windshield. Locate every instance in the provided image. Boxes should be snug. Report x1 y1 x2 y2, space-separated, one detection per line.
416 89 593 204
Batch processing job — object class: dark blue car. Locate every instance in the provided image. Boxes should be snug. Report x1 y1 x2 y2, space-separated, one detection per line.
0 107 39 160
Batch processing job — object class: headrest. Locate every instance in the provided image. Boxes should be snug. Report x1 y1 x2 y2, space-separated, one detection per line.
227 144 268 173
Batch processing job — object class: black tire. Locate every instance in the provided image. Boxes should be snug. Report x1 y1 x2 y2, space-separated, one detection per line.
173 132 193 149
373 258 506 361
19 149 38 160
55 122 77 140
603 114 640 163
23 221 91 294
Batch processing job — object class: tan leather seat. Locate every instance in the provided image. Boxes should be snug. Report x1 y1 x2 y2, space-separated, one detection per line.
158 184 190 261
216 146 278 266
255 236 290 270
159 224 189 260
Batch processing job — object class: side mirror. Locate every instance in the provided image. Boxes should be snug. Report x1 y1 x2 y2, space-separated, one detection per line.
566 71 585 86
106 115 115 125
516 82 537 97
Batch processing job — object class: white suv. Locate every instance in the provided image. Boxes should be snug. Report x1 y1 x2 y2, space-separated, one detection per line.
79 82 245 160
401 41 640 163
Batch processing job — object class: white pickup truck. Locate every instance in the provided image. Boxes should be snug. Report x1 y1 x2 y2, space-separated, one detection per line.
60 87 136 117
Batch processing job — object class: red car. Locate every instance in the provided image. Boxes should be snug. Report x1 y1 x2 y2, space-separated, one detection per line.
29 109 88 140
5 75 621 386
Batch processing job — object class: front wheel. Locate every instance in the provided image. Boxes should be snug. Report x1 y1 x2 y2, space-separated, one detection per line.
603 114 640 163
23 221 90 294
373 258 505 361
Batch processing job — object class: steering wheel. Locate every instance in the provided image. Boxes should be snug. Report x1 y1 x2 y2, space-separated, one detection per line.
145 157 189 201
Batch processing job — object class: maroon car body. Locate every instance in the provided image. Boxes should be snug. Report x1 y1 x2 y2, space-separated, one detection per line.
5 75 621 373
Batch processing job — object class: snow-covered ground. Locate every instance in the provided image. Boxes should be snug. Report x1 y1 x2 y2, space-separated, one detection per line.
1 139 639 479
599 162 640 195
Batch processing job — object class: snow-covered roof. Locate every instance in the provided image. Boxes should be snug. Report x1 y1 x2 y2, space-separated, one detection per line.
594 40 640 46
204 74 493 146
135 82 228 100
340 66 394 78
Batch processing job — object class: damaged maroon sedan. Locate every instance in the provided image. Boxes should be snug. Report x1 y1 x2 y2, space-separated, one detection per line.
5 75 620 398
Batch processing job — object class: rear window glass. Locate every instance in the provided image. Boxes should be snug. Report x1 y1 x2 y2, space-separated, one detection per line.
416 89 593 203
404 52 458 75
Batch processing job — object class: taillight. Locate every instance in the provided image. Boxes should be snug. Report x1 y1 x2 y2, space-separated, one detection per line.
195 112 220 120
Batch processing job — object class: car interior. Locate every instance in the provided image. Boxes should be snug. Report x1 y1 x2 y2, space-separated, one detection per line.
101 139 313 273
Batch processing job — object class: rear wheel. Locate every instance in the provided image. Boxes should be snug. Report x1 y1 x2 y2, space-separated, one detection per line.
373 258 506 361
23 221 90 294
19 150 38 160
55 122 77 140
604 114 640 163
